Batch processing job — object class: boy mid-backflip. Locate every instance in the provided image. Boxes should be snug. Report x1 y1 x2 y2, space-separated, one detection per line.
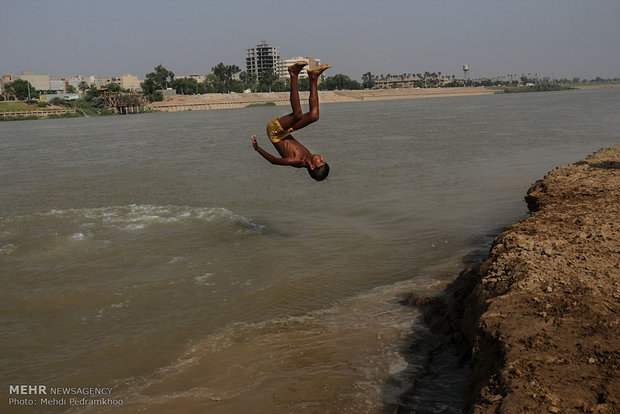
251 61 331 181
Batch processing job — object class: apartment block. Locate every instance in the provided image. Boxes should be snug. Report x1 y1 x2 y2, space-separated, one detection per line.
246 41 279 81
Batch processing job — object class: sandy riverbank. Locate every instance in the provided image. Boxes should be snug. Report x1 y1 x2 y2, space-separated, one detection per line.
149 85 620 113
149 87 495 112
407 146 619 413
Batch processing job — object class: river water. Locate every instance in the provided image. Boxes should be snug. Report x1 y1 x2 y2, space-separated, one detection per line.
1 88 619 413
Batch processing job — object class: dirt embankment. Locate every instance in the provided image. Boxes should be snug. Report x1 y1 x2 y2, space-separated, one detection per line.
412 146 619 413
150 87 495 112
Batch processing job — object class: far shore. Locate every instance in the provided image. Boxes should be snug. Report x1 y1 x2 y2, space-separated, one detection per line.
150 87 496 112
150 84 620 113
2 84 618 120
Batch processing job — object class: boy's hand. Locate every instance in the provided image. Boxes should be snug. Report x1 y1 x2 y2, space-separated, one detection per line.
250 135 258 150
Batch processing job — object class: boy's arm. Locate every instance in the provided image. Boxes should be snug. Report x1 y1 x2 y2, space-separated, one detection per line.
251 135 297 166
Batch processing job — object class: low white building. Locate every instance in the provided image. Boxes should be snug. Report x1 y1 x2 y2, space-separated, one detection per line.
276 56 322 82
49 79 66 93
176 74 206 83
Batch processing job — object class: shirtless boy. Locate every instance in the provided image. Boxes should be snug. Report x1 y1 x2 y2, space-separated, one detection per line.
251 61 331 181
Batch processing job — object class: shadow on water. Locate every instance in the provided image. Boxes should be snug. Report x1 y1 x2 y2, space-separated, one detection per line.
389 302 472 414
379 245 496 413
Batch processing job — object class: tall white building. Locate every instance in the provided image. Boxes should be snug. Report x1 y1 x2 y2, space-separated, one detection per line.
246 41 280 81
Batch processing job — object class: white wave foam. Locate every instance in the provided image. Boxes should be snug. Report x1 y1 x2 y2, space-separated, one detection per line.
70 232 87 240
0 243 16 254
194 273 215 286
167 256 184 264
37 204 264 233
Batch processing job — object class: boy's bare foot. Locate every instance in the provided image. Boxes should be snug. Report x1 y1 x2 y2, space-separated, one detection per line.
307 64 331 78
288 61 308 76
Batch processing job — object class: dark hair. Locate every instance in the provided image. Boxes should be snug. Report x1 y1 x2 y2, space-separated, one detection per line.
308 163 330 181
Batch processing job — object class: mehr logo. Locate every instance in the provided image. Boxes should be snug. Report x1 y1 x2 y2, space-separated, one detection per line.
9 385 47 395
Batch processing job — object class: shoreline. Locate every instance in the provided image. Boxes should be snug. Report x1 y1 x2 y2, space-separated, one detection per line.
149 87 496 112
2 85 618 120
404 146 619 412
149 84 620 113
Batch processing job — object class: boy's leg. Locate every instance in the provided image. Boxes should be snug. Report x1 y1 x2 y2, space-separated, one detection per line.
287 64 330 131
277 61 307 130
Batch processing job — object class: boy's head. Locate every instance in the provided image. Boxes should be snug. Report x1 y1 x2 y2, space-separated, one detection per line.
309 162 330 181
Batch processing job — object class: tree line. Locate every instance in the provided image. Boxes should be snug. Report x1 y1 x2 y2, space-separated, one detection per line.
3 65 620 103
139 64 620 97
140 63 283 101
138 63 375 101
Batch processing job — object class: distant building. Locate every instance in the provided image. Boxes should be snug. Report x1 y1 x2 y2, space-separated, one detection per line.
277 56 322 82
176 74 206 83
49 79 66 93
2 74 14 84
1 72 144 96
41 93 82 101
374 75 450 89
60 77 82 91
91 76 108 88
120 74 141 91
1 74 14 95
246 41 280 82
15 71 51 91
89 74 141 91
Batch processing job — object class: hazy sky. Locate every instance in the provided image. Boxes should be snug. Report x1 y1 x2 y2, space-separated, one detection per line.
1 0 619 80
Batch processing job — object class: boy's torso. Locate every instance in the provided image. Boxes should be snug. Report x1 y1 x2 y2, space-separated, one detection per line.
273 137 311 167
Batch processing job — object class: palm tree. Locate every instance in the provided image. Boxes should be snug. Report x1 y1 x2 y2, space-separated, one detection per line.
78 81 89 93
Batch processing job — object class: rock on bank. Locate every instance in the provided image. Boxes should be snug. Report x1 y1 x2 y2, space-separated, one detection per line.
443 146 619 413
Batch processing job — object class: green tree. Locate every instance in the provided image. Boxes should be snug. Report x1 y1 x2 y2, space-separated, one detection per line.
78 81 90 93
319 74 361 91
270 79 288 92
229 79 245 93
257 68 277 92
361 72 376 89
85 86 102 99
2 83 15 100
147 91 164 102
142 64 175 94
171 77 199 95
211 62 241 93
141 78 156 94
201 74 220 93
103 82 123 92
6 79 37 100
239 71 254 88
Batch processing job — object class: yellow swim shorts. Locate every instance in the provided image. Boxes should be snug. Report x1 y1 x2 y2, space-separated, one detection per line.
266 117 293 143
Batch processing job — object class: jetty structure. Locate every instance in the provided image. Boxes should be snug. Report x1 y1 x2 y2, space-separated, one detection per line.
101 89 148 114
